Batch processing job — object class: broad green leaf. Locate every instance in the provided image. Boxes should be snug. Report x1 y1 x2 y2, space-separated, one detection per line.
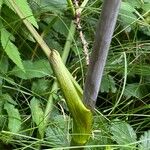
124 0 141 9
33 0 67 14
121 2 136 12
30 97 45 138
1 27 24 71
120 2 138 30
124 83 148 99
4 102 21 133
87 116 111 149
110 119 137 150
101 75 117 93
138 130 150 150
1 94 17 105
32 79 50 95
45 115 69 147
11 59 52 79
53 18 70 37
5 0 38 28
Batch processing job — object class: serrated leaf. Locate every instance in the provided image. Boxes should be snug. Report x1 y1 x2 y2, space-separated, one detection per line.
45 115 69 147
138 130 150 150
32 79 50 95
120 2 138 30
124 0 141 9
124 83 148 99
11 59 52 79
30 97 45 138
4 102 21 133
33 0 67 14
1 27 24 71
110 119 137 150
1 94 17 105
5 0 38 28
53 18 70 37
101 75 117 93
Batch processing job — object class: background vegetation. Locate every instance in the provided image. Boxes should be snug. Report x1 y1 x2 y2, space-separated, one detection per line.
0 0 150 149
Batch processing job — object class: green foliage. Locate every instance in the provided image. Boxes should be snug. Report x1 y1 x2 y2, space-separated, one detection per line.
4 102 21 133
31 0 67 14
4 0 38 28
124 83 148 99
30 97 45 138
45 115 69 147
11 59 52 79
0 24 24 71
0 0 149 149
101 75 117 93
110 119 137 150
138 130 150 150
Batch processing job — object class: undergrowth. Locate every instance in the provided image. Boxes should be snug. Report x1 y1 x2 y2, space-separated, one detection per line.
0 0 150 149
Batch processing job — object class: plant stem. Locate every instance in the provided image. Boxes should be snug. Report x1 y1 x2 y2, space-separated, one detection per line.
83 0 121 109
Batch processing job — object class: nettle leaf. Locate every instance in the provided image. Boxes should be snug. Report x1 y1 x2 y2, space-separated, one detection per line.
32 79 50 96
120 2 138 30
11 59 52 79
101 75 117 93
110 119 137 150
138 130 150 150
45 115 69 147
33 0 67 14
124 0 141 9
1 94 17 105
4 102 21 133
5 0 38 28
53 18 70 37
1 26 24 71
124 83 148 99
30 97 45 138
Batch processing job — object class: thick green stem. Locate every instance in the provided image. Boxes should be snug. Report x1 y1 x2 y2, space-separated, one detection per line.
44 21 76 128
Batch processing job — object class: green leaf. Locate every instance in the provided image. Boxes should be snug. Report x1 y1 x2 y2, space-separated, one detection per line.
1 94 17 105
5 0 38 28
30 97 45 138
110 119 137 150
1 26 24 71
138 130 150 150
32 79 50 96
45 115 69 147
124 0 141 9
124 83 148 99
4 102 21 133
101 75 117 93
53 18 70 37
33 0 67 14
120 2 138 30
11 59 52 79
